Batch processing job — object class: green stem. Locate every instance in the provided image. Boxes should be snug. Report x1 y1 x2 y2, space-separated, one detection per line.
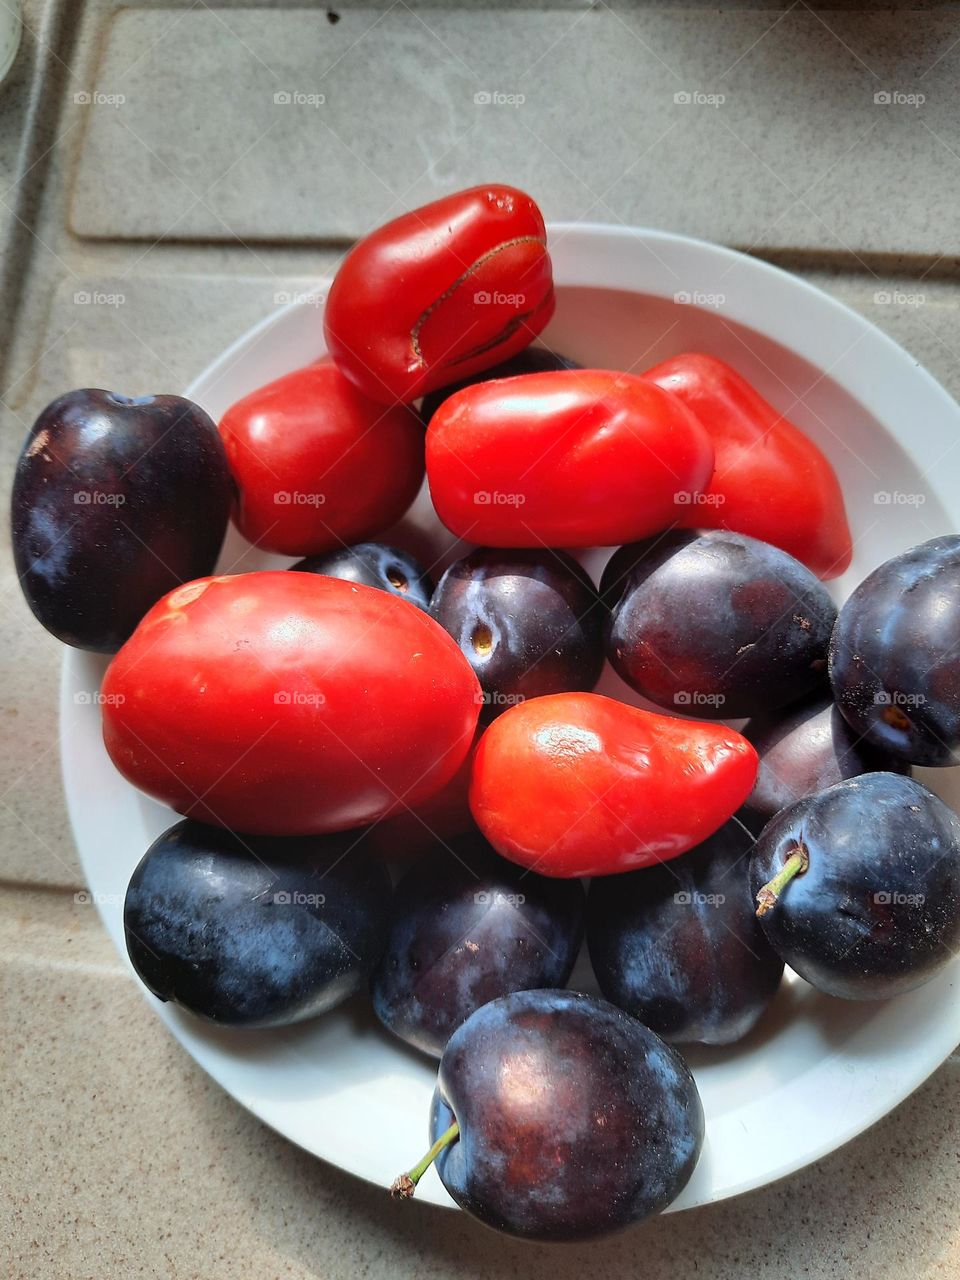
756 845 809 917
390 1121 460 1199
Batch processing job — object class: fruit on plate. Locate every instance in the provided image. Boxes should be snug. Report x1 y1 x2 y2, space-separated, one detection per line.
429 547 604 720
11 389 231 652
393 990 704 1241
469 692 758 877
829 535 960 766
101 571 480 835
602 530 836 718
218 362 424 556
419 345 579 424
371 835 584 1058
426 369 714 547
750 772 960 999
587 819 783 1044
291 541 434 612
324 185 554 403
743 694 907 821
124 820 391 1026
643 352 852 579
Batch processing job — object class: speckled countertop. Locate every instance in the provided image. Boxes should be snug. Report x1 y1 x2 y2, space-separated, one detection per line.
3 4 960 1276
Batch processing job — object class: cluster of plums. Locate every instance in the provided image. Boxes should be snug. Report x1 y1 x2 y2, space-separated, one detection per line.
11 183 960 1243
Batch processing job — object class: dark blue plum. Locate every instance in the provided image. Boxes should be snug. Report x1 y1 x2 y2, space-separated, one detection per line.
587 820 783 1044
419 346 579 424
603 530 836 718
291 541 433 611
371 836 584 1057
399 991 703 1241
829 535 960 766
430 547 604 720
124 820 391 1027
749 772 960 1000
11 389 232 652
744 695 908 821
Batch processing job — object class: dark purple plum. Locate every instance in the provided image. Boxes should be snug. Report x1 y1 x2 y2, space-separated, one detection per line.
124 820 390 1027
430 547 604 720
394 990 703 1241
291 541 433 611
749 772 960 1000
744 695 908 821
419 346 579 424
603 530 836 718
587 820 783 1044
829 536 960 766
11 389 232 652
371 836 584 1057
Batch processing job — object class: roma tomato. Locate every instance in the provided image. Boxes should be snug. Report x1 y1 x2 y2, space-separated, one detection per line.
426 369 714 547
324 186 554 404
102 572 481 835
470 692 757 877
218 362 424 556
643 353 851 579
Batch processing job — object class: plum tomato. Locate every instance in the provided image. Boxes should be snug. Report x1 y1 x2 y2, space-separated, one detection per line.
11 389 231 652
426 369 714 547
324 185 554 404
419 345 578 425
218 362 424 556
371 834 584 1058
603 530 836 718
291 541 433 612
587 819 783 1045
829 535 960 766
429 547 604 720
124 820 391 1027
101 571 481 835
469 691 757 877
750 773 960 999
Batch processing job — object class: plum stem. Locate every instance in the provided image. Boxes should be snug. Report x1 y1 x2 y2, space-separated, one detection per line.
390 1122 460 1199
756 844 809 917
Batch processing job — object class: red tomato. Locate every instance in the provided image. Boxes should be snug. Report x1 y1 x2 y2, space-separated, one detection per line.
426 369 714 547
324 186 554 404
470 692 757 877
643 353 852 579
367 727 482 858
218 363 424 556
101 572 481 835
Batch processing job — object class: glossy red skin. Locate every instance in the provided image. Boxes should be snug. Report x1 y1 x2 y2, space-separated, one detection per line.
367 728 482 858
218 363 424 556
324 186 554 404
470 692 758 878
643 353 852 579
426 370 715 547
102 572 481 836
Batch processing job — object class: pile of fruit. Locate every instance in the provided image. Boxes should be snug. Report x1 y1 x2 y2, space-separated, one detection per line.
12 184 960 1243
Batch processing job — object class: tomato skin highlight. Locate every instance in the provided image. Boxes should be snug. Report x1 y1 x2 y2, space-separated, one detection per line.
426 369 715 547
643 353 852 580
469 692 758 878
101 572 481 836
324 185 554 404
218 363 424 556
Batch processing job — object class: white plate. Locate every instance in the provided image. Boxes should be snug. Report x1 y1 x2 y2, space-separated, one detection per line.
62 224 960 1212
